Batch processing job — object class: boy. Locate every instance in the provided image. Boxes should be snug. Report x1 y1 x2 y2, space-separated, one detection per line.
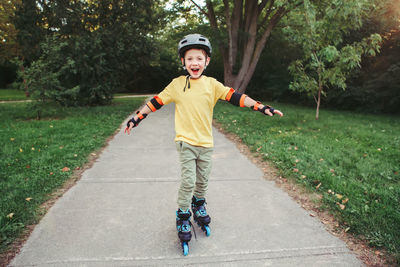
124 34 283 255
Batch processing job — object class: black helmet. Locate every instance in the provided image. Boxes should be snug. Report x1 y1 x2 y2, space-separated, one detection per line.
178 34 212 58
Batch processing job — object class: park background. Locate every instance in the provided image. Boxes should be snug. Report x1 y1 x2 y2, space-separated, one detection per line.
0 0 399 265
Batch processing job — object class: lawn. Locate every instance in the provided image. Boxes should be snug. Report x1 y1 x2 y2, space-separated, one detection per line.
0 97 145 252
0 89 28 101
214 101 400 262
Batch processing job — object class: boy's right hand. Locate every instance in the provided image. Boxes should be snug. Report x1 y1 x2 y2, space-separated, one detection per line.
124 121 135 135
124 111 148 135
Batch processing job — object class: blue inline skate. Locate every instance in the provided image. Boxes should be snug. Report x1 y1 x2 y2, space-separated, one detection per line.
176 208 192 256
191 196 211 236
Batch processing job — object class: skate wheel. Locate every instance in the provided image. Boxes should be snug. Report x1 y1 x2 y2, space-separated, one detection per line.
182 242 189 256
204 225 211 236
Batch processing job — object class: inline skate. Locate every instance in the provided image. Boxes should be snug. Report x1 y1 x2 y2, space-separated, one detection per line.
191 196 211 236
176 208 192 256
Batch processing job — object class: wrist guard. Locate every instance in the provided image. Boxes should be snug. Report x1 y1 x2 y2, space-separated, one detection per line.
126 111 147 128
225 88 247 107
251 101 275 115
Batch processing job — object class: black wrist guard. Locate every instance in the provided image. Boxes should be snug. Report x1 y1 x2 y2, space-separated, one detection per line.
251 101 275 115
127 111 147 128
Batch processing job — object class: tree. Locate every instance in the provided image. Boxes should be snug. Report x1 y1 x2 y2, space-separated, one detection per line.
16 0 166 106
13 0 45 64
287 0 381 119
188 0 298 93
0 0 21 62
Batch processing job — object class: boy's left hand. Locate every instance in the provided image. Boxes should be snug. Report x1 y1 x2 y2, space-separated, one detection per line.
272 109 283 117
261 106 283 117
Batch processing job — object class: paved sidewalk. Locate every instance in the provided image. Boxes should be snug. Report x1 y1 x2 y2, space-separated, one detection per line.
10 103 362 266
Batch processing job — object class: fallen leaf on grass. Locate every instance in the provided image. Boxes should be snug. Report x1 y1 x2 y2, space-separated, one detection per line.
10 138 15 141
25 197 32 202
61 167 70 172
293 168 299 173
19 148 23 152
336 202 345 210
335 194 343 199
7 213 14 219
342 198 349 204
26 165 30 169
345 227 350 232
301 175 307 179
316 183 321 189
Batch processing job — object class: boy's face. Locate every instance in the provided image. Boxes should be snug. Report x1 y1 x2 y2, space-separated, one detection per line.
181 49 210 79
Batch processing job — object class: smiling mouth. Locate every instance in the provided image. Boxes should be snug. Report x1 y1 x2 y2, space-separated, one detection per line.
191 68 200 74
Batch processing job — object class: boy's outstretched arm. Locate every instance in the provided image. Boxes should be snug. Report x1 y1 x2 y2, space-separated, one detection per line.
244 96 283 117
124 96 164 134
225 88 283 117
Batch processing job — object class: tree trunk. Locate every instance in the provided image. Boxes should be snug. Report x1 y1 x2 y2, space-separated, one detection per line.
19 62 30 97
316 85 321 120
198 0 289 93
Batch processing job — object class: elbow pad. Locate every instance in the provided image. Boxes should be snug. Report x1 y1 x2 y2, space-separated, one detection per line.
146 96 164 112
225 88 247 107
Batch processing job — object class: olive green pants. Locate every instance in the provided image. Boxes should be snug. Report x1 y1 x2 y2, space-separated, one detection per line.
176 141 213 210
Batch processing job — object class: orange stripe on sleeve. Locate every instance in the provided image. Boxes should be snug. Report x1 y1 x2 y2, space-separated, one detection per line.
147 102 156 112
225 88 235 101
240 94 247 107
154 96 164 106
137 112 144 119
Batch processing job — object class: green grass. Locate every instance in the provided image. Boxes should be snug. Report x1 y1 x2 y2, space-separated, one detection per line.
214 101 400 262
0 89 28 101
0 97 145 252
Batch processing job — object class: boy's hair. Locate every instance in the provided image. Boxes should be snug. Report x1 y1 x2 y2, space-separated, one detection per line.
178 34 212 59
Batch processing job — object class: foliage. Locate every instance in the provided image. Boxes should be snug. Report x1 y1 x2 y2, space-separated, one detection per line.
0 0 21 62
17 34 113 110
13 0 45 63
214 101 400 263
0 97 145 253
285 0 382 119
14 0 165 106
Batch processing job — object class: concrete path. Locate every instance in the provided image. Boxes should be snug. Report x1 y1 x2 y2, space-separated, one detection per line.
10 103 362 266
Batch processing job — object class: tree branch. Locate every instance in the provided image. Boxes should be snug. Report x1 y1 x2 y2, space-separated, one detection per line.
258 0 269 12
258 0 275 30
189 0 209 17
239 6 286 90
223 0 233 73
205 0 219 30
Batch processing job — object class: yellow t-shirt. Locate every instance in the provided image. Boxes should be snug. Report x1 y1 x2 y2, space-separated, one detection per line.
158 75 231 147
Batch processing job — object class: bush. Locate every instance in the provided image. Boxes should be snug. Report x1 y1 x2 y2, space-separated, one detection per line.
19 34 114 107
